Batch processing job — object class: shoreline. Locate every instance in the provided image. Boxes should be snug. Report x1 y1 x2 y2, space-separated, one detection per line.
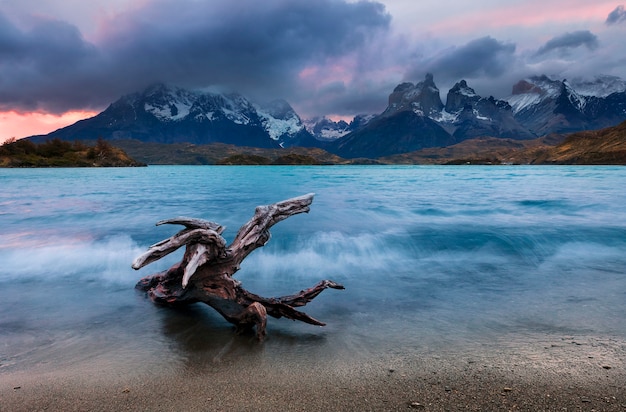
2 334 624 411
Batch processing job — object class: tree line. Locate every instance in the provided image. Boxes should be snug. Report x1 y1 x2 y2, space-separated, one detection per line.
0 137 143 167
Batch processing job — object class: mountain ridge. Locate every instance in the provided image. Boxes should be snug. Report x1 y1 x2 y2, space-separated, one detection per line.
329 73 626 158
33 83 320 149
26 74 626 160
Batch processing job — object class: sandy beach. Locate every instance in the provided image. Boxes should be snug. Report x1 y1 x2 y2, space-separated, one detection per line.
1 333 624 412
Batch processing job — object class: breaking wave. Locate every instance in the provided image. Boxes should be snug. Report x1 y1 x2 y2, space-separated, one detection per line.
0 234 169 286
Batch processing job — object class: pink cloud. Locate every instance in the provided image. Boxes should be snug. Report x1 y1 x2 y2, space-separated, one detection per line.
0 111 97 144
425 1 618 34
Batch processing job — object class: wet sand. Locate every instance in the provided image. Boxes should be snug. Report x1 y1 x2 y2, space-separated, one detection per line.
1 334 624 411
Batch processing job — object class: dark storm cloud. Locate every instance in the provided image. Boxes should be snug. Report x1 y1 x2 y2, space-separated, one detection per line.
535 30 599 56
0 0 391 113
606 5 626 25
407 36 516 85
0 13 100 111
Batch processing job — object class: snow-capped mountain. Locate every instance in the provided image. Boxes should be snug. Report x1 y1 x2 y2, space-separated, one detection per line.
506 75 626 135
378 74 532 140
441 80 534 140
304 114 375 141
29 74 626 160
304 117 351 141
382 73 444 118
331 73 626 158
331 74 534 158
37 83 319 148
567 75 626 98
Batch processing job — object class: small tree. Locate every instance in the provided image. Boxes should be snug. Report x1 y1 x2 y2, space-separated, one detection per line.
2 137 17 146
94 137 113 159
0 138 37 156
37 138 72 158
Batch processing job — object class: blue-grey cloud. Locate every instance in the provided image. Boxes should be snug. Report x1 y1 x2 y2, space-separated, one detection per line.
535 30 599 56
0 13 100 111
407 36 516 85
0 0 391 114
606 5 626 25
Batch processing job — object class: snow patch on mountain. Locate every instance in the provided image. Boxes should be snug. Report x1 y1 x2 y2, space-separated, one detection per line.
219 94 256 125
304 116 352 141
144 102 190 121
564 81 587 111
319 127 350 140
568 75 626 97
505 74 626 115
258 109 302 140
506 93 543 114
430 109 458 123
142 85 197 121
256 99 305 141
473 109 491 121
506 76 563 114
458 84 478 98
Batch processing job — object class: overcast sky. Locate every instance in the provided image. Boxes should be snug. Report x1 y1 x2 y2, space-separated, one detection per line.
2 0 626 142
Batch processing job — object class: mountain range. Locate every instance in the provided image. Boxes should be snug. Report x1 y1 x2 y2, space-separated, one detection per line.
37 83 318 149
30 74 626 159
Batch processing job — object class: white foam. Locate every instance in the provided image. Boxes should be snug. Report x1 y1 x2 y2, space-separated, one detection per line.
242 230 409 282
0 234 173 286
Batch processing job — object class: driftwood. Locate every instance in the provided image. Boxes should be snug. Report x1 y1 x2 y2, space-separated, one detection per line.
132 193 344 340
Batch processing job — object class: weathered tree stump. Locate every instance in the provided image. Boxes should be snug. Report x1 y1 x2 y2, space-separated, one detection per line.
132 193 344 340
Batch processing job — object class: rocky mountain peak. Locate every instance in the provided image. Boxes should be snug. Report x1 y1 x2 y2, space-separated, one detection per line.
261 99 297 119
511 79 543 95
445 79 480 113
136 83 199 122
385 73 444 117
304 116 352 141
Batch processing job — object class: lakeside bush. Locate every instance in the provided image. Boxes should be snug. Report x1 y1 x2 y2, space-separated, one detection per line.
0 137 145 167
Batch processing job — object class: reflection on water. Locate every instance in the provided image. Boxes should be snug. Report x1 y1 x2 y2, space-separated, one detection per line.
1 166 626 375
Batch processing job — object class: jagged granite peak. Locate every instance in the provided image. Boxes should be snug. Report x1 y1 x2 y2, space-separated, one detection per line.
330 111 455 159
384 73 444 117
445 80 481 113
451 95 534 140
348 114 376 130
420 78 531 140
437 79 534 140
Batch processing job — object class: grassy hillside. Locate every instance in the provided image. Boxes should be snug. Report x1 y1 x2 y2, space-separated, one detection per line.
382 120 626 165
379 134 567 164
523 120 626 164
0 138 145 167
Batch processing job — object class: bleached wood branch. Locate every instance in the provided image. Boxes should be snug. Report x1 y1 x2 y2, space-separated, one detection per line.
132 193 342 340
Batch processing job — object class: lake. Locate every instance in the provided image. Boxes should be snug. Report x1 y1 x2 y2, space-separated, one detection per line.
1 165 625 376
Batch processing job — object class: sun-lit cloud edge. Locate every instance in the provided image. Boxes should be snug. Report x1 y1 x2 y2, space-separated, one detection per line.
1 110 98 144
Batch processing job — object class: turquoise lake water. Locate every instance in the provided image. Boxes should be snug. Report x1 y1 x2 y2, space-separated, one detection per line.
1 165 625 372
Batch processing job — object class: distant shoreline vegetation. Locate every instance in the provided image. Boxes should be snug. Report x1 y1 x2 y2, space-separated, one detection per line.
0 137 146 167
3 119 625 167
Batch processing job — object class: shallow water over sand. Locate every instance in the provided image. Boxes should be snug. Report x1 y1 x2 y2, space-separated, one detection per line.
1 165 625 375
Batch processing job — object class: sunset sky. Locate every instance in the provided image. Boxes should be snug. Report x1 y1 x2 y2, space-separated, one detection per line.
2 0 626 143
